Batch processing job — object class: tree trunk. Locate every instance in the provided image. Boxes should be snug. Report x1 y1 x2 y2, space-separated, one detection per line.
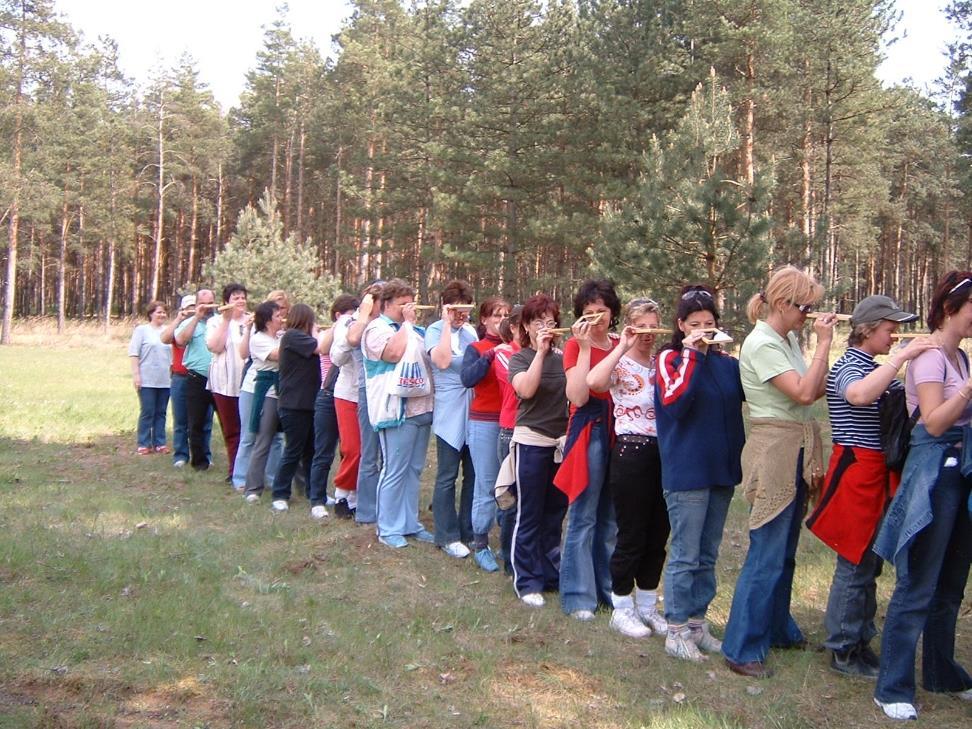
296 119 306 240
1 3 26 344
152 90 165 301
57 188 70 333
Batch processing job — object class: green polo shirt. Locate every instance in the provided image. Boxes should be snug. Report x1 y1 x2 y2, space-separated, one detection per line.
739 319 811 422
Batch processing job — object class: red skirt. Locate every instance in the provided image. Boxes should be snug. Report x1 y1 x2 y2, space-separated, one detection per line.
806 444 899 564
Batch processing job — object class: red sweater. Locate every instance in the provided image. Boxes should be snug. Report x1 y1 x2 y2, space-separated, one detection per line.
462 335 504 420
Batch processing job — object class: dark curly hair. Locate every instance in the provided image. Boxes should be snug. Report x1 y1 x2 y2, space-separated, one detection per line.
573 278 621 328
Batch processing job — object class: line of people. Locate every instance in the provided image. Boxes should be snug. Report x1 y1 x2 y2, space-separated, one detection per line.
127 268 971 722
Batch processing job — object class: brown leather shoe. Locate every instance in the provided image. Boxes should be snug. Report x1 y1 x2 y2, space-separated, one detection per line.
725 658 774 679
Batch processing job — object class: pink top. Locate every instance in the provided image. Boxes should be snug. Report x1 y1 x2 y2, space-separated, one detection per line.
319 353 333 389
906 347 972 427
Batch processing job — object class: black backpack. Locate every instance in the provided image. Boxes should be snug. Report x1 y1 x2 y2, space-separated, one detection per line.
879 387 918 473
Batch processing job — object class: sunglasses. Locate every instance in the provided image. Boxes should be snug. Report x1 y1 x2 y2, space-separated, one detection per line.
947 277 972 296
789 300 814 314
629 297 660 309
681 289 713 301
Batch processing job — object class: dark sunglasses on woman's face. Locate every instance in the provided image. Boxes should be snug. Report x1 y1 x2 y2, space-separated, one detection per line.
789 300 814 314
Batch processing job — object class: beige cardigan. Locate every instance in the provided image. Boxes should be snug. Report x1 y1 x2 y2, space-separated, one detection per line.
741 417 824 530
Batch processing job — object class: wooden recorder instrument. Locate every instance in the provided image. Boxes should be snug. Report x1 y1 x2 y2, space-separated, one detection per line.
805 312 852 321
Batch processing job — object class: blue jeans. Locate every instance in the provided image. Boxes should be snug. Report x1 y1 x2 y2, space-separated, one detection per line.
823 550 882 652
432 437 474 546
310 389 340 501
468 419 501 547
376 412 432 539
560 434 616 614
170 373 211 465
233 390 281 489
137 386 169 448
722 460 806 665
355 386 382 524
663 486 733 624
497 427 515 574
875 456 972 704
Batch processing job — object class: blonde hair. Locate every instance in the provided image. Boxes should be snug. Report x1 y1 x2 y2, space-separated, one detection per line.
623 297 661 326
265 289 290 308
746 265 824 324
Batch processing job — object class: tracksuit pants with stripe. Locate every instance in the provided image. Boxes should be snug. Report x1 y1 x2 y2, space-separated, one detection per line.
511 443 568 597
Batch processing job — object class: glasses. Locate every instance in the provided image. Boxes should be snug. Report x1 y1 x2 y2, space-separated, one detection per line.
681 289 713 301
789 300 814 314
532 319 558 329
947 277 972 296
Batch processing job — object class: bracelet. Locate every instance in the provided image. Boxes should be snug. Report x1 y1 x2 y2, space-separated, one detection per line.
959 389 971 401
885 360 900 371
812 356 826 364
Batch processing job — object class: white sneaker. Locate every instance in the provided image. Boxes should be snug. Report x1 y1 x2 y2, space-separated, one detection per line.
173 459 187 468
571 609 596 622
637 605 669 635
441 541 470 559
610 608 651 638
520 592 545 608
310 505 328 520
953 688 972 702
665 628 708 662
244 493 259 504
271 500 289 512
690 621 722 653
873 698 917 720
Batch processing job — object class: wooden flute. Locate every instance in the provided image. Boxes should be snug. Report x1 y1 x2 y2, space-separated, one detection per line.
629 327 672 335
805 312 852 321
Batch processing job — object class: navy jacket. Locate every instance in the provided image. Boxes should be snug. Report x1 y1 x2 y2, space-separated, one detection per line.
654 347 746 492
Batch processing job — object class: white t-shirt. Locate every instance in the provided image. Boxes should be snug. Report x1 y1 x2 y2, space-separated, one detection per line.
206 315 247 397
330 313 359 403
609 354 658 437
241 329 282 398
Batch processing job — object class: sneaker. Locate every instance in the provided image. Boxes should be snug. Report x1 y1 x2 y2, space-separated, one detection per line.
192 462 210 472
441 541 471 559
638 605 669 636
951 688 972 701
334 498 354 519
271 500 289 512
310 505 328 520
173 459 187 468
521 592 545 608
571 609 596 622
379 534 409 549
610 608 651 638
411 528 435 544
473 548 500 573
665 628 708 662
136 447 152 455
690 622 722 653
154 445 170 454
831 647 878 679
873 698 917 720
325 494 337 506
244 493 260 504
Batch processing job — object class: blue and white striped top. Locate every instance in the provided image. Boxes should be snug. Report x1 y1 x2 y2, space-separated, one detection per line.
826 347 898 450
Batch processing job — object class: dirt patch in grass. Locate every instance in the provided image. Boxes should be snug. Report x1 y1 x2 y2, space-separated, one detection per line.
1 673 231 728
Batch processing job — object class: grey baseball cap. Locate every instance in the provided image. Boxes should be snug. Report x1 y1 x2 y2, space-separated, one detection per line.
850 295 918 327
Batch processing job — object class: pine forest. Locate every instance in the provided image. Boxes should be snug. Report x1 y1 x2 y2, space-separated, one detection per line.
3 0 972 341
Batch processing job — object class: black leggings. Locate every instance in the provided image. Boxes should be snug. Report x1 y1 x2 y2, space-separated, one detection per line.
608 436 670 595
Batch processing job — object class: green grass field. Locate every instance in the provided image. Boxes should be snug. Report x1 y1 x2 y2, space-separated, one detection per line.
0 321 969 728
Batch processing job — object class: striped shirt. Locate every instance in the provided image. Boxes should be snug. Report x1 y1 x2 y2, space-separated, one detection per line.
826 347 898 450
